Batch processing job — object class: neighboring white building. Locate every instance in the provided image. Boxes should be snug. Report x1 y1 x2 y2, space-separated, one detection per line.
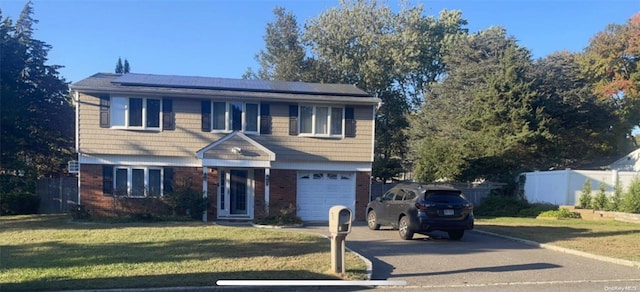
607 148 640 171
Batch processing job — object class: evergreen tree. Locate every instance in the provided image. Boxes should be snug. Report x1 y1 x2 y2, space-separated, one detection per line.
531 51 619 168
410 27 540 182
243 7 306 81
578 179 593 209
0 1 74 182
622 177 640 213
115 57 123 74
123 58 130 73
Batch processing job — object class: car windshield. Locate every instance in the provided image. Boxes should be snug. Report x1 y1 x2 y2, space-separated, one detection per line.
424 191 467 204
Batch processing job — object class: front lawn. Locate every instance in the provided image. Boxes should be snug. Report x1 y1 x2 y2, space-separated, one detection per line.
0 215 367 291
476 217 640 262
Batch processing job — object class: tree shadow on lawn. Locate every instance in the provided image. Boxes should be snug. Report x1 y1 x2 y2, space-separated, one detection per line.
476 224 640 243
0 214 207 232
1 236 328 270
1 270 374 292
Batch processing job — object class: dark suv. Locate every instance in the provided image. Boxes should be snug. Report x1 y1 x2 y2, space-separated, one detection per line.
366 182 474 240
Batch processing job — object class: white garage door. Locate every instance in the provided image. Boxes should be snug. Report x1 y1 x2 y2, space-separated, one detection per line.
296 171 356 221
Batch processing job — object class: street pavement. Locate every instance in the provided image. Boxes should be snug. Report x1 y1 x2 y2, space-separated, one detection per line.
280 222 640 292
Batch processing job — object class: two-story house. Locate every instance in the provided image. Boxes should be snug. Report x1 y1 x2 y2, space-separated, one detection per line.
69 73 380 222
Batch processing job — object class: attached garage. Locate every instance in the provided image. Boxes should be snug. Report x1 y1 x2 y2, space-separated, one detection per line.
296 171 356 221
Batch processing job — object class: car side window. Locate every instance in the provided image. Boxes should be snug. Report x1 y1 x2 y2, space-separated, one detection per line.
381 190 396 201
404 191 417 201
394 189 406 201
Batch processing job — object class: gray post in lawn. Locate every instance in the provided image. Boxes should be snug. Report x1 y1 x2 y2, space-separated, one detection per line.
329 205 353 274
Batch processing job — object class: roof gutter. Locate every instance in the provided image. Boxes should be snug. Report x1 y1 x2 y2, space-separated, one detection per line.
68 85 381 106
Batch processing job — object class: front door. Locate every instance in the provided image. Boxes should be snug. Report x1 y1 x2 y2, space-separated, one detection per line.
218 169 253 219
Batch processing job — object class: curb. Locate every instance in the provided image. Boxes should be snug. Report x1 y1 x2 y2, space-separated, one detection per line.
473 229 640 269
326 234 373 281
251 223 304 229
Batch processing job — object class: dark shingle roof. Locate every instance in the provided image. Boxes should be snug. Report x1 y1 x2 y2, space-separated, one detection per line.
110 73 371 97
71 73 372 98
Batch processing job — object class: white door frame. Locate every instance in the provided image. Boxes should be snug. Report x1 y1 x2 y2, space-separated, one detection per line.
217 168 254 219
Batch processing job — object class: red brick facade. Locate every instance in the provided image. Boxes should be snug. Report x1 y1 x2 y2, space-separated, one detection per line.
79 164 113 217
80 165 370 221
355 171 371 221
267 169 298 215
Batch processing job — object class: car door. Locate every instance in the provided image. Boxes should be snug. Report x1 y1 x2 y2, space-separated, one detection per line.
375 189 397 225
387 189 407 224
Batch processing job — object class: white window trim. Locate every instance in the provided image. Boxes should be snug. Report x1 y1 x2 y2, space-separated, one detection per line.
299 105 344 138
110 96 162 131
113 166 164 197
209 101 260 134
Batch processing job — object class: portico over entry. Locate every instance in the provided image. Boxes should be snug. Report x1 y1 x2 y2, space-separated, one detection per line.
196 131 275 222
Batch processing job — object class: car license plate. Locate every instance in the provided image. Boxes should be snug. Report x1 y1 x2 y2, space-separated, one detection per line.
444 209 454 216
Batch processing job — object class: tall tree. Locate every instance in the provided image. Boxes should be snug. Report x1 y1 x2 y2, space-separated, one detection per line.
243 7 307 81
0 1 74 182
123 58 130 73
409 27 540 182
579 13 640 153
531 51 619 167
303 0 467 181
115 57 123 74
247 1 467 181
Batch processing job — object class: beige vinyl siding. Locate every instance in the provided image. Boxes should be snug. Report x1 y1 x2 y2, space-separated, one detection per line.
78 93 374 162
79 93 224 157
253 103 374 162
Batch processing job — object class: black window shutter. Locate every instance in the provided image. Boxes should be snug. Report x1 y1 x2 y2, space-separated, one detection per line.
260 103 271 134
289 105 298 135
103 165 114 196
345 107 356 137
163 167 174 194
162 98 175 130
201 100 211 132
99 94 110 128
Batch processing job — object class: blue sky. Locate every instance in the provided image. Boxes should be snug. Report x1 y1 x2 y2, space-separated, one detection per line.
1 0 638 83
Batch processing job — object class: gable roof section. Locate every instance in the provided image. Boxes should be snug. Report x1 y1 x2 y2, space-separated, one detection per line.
70 73 380 105
607 148 640 171
196 132 276 168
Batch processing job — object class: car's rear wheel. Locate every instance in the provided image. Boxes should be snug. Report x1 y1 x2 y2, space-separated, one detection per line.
448 230 464 240
398 216 414 240
367 210 380 230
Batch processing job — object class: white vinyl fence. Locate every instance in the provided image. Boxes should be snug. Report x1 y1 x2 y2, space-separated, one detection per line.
523 169 640 205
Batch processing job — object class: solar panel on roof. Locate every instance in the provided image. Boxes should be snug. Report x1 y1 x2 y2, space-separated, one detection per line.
111 73 369 96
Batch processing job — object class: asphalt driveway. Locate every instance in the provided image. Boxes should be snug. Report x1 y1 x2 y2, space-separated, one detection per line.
285 222 640 291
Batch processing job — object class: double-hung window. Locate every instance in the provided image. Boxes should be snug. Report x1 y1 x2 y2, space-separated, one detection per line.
110 97 161 130
299 105 343 137
113 167 163 197
208 101 259 133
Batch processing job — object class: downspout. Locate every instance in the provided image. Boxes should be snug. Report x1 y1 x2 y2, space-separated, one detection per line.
72 89 81 205
370 101 381 202
265 168 270 216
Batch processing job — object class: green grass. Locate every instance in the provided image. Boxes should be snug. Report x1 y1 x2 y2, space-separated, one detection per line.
0 215 367 291
476 217 640 262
